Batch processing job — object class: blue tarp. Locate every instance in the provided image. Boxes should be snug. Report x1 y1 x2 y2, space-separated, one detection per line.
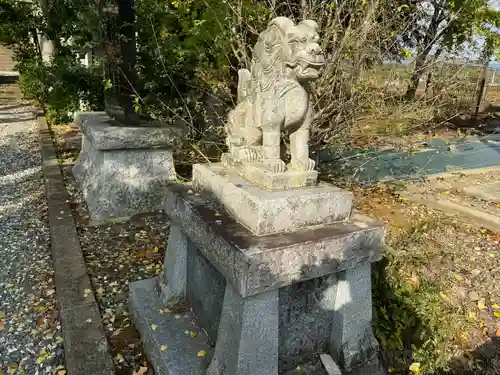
319 134 500 184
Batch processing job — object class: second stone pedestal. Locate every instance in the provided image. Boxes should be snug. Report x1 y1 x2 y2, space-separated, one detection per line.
129 163 386 375
72 111 183 225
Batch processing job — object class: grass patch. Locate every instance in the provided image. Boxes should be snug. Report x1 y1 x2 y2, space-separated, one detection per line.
349 184 500 375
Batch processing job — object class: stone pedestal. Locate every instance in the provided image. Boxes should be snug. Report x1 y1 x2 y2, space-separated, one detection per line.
129 163 387 375
72 112 183 224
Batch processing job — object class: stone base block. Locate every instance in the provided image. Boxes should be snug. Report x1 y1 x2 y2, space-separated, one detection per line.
192 163 353 235
221 153 318 190
129 278 213 375
72 112 182 224
165 182 383 296
154 182 386 374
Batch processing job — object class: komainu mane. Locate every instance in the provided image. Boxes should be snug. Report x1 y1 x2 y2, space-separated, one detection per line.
224 16 325 173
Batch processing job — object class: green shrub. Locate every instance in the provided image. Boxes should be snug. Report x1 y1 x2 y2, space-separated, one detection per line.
18 55 104 124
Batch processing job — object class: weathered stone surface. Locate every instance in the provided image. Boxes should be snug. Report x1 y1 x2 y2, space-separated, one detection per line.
223 17 325 188
330 263 383 374
186 241 226 342
129 278 213 375
463 182 500 203
279 275 336 367
73 112 179 224
221 154 319 190
164 182 384 297
75 111 183 150
192 163 353 235
158 224 188 305
156 221 384 373
207 284 279 375
60 303 115 375
320 354 342 375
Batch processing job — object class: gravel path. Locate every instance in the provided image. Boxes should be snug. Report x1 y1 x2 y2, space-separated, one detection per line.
0 103 65 375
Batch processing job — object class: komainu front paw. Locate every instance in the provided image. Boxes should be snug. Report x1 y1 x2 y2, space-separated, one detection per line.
264 158 287 173
288 158 316 171
241 146 261 162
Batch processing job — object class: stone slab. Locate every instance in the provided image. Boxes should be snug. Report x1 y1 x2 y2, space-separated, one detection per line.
75 111 184 150
192 163 353 235
60 303 115 375
221 153 318 190
129 278 213 375
164 182 385 297
463 182 500 203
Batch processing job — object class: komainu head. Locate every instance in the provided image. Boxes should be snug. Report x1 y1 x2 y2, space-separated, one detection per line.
251 17 325 86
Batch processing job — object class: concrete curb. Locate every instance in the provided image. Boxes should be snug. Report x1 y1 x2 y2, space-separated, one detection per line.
37 111 115 375
405 193 500 233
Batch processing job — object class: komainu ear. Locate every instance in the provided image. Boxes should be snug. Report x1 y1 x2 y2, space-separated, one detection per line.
268 17 295 34
298 19 319 32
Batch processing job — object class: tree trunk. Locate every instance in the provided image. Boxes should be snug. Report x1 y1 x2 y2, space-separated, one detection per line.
405 50 429 100
424 47 443 98
473 38 494 119
405 1 445 101
37 0 57 63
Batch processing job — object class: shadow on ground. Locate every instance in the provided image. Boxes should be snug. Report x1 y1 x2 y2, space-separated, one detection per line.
443 104 500 135
434 338 500 375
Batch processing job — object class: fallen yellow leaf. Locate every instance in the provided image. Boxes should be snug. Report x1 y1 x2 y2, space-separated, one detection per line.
494 311 500 318
190 331 197 337
455 274 463 281
493 303 500 309
160 345 168 351
56 370 67 375
478 299 486 310
151 324 158 331
197 350 208 357
480 321 486 327
468 310 477 320
442 191 450 195
153 247 159 253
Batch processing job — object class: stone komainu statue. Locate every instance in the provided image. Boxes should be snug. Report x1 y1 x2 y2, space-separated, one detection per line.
224 17 325 173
